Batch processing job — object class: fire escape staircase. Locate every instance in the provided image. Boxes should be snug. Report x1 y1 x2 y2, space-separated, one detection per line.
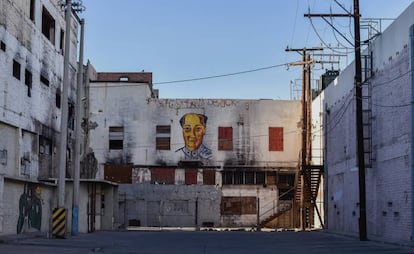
259 188 294 227
294 165 324 228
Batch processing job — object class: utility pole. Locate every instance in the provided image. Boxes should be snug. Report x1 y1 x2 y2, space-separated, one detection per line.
72 17 85 236
58 0 72 209
286 47 323 230
304 0 367 240
353 0 367 241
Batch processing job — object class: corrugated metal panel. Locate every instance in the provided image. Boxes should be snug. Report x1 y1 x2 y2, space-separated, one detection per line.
218 127 233 150
203 170 215 185
104 164 132 183
185 169 197 185
151 168 175 184
269 127 283 151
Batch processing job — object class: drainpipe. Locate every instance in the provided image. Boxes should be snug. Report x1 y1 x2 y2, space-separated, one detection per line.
72 18 85 236
410 24 414 240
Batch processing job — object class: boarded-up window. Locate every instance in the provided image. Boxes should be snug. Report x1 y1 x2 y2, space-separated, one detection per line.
269 127 283 151
185 169 197 185
203 170 215 185
151 168 175 184
104 164 132 183
156 125 171 150
266 171 277 185
221 197 257 215
109 126 123 150
218 127 233 151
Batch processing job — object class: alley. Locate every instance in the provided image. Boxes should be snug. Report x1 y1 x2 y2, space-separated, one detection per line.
1 230 414 254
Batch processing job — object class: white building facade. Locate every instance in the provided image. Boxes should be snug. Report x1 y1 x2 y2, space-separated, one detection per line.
0 0 117 236
312 2 414 244
88 72 302 228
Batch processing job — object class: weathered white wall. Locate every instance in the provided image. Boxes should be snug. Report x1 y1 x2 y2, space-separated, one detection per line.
0 0 81 236
312 2 414 243
88 85 301 169
0 180 55 235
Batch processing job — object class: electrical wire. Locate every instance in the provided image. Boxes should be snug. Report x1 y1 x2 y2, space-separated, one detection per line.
152 63 289 85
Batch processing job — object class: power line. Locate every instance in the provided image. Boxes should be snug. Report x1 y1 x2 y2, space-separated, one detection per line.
153 63 288 85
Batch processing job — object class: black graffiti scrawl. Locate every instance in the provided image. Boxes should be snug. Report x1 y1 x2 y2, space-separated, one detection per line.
17 183 42 234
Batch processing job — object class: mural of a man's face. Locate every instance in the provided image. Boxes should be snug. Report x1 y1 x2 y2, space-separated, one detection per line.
181 113 206 151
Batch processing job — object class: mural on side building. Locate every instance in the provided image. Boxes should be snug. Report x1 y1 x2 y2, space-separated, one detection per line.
176 113 212 160
17 184 42 234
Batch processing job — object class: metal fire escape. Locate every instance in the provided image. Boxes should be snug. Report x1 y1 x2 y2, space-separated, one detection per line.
360 19 380 168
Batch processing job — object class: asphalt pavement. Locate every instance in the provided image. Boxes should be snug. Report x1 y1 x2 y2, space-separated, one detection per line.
1 229 414 254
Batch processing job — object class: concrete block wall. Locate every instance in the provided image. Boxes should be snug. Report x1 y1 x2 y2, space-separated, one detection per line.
118 184 221 227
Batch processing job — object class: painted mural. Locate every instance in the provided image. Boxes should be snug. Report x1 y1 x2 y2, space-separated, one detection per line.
176 113 212 160
17 183 42 233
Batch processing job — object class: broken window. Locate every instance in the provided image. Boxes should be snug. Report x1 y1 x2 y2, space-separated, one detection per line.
0 41 5 51
25 69 32 97
156 125 171 150
269 127 284 151
30 0 36 22
218 127 233 151
42 6 55 44
109 126 124 150
13 59 21 80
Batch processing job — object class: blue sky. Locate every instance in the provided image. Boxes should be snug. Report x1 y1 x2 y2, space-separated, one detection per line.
80 0 413 100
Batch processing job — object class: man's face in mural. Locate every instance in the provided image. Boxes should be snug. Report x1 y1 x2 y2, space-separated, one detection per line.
181 113 206 151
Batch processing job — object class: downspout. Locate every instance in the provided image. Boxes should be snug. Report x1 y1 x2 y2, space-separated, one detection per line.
410 24 414 240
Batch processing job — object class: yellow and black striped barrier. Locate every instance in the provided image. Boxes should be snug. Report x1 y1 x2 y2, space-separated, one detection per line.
52 207 66 238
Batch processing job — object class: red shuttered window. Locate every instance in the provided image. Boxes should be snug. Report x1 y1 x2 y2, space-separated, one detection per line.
269 127 283 151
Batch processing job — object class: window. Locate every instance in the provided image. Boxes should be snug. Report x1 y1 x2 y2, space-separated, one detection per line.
223 171 233 185
55 90 61 108
68 103 75 130
40 74 49 86
25 69 32 97
59 29 64 53
0 41 5 51
218 127 233 151
234 171 243 184
269 127 284 151
256 172 265 184
42 6 55 44
109 126 124 150
156 125 171 150
245 171 255 184
13 60 21 80
30 0 36 22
